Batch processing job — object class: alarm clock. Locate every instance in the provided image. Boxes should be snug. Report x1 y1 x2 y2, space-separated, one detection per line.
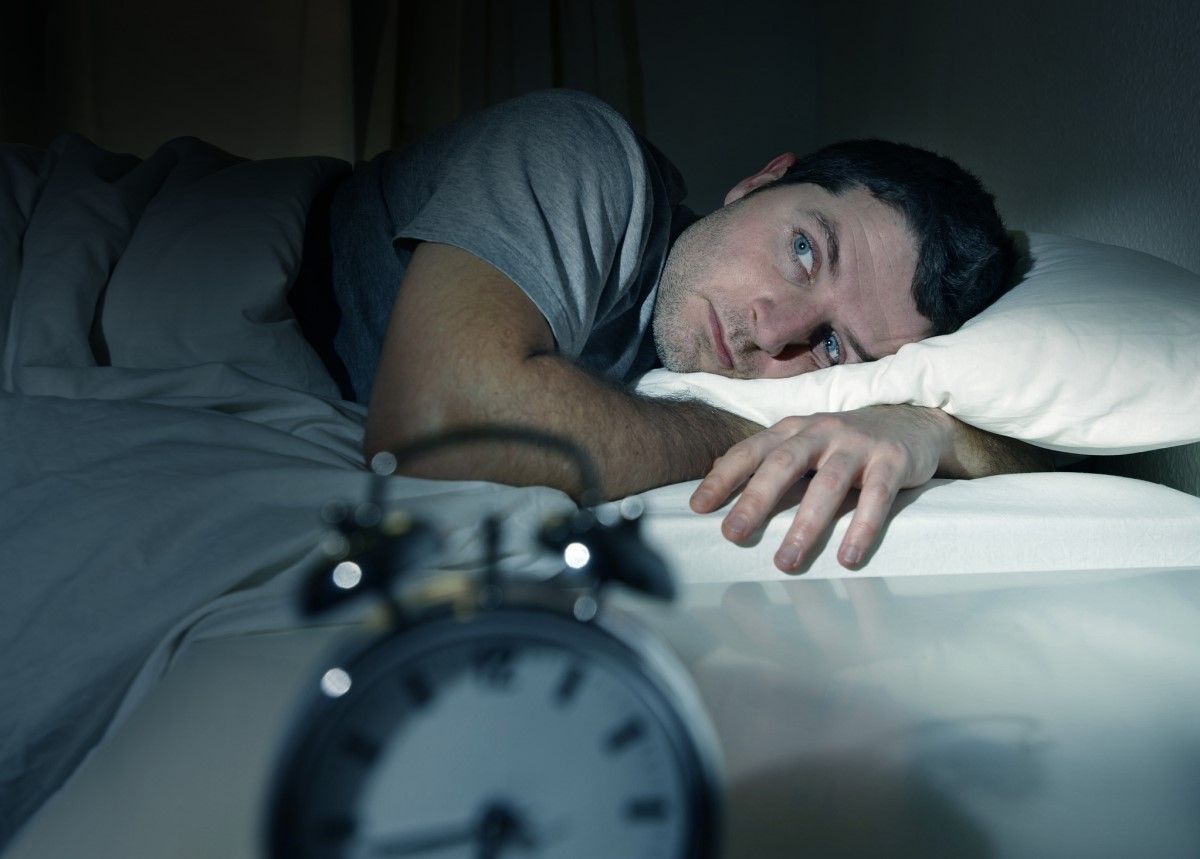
266 435 724 859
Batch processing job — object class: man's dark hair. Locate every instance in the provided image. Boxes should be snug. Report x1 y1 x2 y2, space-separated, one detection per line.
769 139 1014 335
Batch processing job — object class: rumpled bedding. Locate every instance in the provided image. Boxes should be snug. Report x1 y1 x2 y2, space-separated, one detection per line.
1 136 353 840
0 136 576 845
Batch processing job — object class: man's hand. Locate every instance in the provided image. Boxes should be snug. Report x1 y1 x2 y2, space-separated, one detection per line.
689 405 1053 572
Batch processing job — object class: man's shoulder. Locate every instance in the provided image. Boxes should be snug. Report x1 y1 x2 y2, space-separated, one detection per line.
492 90 686 206
497 88 630 127
483 89 642 165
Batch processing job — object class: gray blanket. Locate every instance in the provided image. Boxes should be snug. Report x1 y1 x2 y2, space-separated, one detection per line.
0 134 352 842
0 135 575 845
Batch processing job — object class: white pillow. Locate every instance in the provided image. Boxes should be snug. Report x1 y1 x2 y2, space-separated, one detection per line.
635 233 1200 455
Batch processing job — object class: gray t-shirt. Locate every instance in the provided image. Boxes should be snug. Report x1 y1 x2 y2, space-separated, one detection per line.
330 89 691 404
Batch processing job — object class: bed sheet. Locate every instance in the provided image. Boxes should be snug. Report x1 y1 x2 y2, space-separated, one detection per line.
636 472 1200 583
0 384 577 843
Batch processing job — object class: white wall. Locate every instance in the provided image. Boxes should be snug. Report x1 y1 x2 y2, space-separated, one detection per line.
811 0 1200 494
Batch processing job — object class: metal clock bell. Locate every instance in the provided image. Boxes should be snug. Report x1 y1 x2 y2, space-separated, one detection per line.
266 434 724 859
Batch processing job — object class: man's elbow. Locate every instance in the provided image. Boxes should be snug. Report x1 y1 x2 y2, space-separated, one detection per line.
361 393 445 471
361 395 496 480
362 421 461 480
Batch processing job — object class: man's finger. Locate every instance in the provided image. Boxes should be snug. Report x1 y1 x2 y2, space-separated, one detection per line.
836 462 903 568
690 425 799 512
717 439 821 543
773 454 859 572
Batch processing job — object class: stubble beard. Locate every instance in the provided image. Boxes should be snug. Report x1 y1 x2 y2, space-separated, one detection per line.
651 205 738 373
651 260 692 371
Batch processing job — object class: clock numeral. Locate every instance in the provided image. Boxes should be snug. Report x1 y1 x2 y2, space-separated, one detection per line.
554 664 585 707
474 646 516 689
604 716 645 754
402 669 434 708
624 797 669 822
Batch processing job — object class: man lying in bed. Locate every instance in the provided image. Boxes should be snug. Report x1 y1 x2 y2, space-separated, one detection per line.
330 89 1051 573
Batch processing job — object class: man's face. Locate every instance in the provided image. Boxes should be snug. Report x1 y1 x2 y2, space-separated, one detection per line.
652 182 929 378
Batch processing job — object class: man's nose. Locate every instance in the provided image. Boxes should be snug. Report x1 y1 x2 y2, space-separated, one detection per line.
750 297 821 356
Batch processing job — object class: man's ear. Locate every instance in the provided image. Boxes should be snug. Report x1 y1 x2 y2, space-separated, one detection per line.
723 153 797 205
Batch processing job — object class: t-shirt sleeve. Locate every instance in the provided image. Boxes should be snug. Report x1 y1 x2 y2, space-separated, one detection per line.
376 90 659 359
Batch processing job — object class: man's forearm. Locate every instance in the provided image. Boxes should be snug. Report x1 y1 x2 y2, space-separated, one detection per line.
934 408 1056 478
370 351 762 501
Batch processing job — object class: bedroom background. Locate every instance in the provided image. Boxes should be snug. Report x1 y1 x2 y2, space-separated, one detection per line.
2 0 1196 495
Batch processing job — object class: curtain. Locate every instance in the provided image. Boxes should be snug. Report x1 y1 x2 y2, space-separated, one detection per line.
1 0 356 160
0 0 643 164
0 0 50 146
352 0 644 162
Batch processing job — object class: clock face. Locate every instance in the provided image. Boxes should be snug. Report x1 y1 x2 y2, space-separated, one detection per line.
270 609 718 859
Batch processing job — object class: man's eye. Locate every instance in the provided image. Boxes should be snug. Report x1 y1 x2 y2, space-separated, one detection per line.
823 330 843 365
792 232 815 275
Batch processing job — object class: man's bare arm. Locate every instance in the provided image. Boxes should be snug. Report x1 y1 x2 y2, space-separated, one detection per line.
937 409 1057 478
364 242 760 499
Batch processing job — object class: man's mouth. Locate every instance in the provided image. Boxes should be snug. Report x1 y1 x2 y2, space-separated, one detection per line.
708 305 734 370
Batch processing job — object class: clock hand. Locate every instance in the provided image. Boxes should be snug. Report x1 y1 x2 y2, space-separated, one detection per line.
477 803 535 859
369 804 537 859
367 819 479 856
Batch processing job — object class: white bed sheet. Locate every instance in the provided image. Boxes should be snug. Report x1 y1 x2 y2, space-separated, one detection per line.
633 472 1200 584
